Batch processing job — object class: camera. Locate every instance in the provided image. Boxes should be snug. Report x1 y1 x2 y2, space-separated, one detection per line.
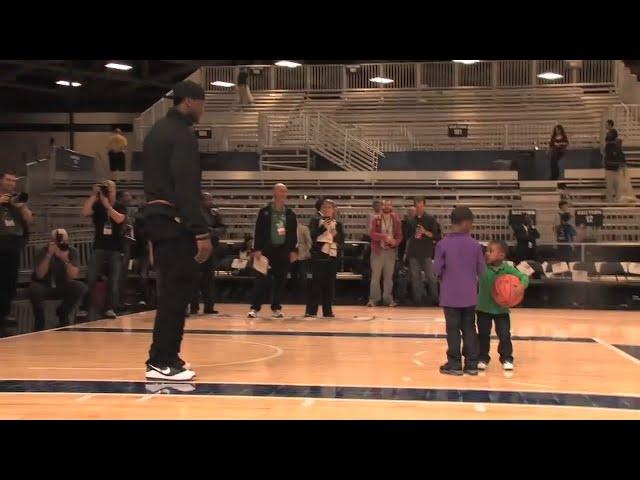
55 232 69 251
11 192 29 203
99 184 110 196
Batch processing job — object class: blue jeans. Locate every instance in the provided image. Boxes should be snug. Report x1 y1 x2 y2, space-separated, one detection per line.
86 248 123 312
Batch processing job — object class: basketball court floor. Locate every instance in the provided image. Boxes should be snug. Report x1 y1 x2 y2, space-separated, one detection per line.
1 305 639 419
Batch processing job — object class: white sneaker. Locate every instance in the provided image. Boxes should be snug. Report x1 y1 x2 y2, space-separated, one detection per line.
104 309 117 319
247 309 258 319
477 361 488 371
145 364 196 381
271 309 284 319
366 301 376 307
502 361 514 371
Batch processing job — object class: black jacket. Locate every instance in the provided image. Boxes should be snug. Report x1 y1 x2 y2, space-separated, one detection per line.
308 216 345 259
512 223 540 247
254 203 298 253
141 108 207 235
406 213 442 260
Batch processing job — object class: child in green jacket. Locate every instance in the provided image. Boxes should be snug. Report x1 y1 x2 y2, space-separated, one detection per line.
477 240 529 371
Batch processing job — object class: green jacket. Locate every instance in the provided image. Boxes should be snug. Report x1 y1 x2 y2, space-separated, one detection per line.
477 262 530 314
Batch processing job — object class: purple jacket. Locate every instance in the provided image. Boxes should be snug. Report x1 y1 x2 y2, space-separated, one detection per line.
433 232 486 308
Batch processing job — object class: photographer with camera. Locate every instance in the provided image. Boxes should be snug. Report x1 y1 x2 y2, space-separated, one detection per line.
0 171 33 334
28 229 87 331
81 180 126 319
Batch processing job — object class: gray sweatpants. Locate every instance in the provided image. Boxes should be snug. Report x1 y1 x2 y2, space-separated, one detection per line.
369 249 397 304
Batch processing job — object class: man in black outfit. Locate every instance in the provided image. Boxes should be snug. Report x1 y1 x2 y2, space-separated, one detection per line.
190 192 226 315
29 228 87 331
0 171 33 336
406 196 441 305
142 81 212 381
512 214 540 263
248 183 298 319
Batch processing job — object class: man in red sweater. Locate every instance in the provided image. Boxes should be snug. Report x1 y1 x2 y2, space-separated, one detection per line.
368 199 402 307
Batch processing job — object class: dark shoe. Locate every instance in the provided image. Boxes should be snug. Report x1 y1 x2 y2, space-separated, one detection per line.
203 308 219 315
189 306 199 315
463 367 479 376
323 313 335 318
439 363 463 376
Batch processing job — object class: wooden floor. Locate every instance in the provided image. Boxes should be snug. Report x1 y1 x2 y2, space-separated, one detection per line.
1 304 640 419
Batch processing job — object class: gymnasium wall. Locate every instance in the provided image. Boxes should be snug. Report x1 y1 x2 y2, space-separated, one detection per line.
0 113 136 175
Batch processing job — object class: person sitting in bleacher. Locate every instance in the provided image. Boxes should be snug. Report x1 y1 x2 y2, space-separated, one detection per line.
81 180 127 319
28 229 87 331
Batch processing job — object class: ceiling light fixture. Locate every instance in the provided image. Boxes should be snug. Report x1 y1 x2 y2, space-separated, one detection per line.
369 77 394 84
105 62 133 71
274 60 302 68
537 72 563 80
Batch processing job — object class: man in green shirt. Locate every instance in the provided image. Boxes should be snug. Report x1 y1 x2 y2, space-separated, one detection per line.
476 240 529 372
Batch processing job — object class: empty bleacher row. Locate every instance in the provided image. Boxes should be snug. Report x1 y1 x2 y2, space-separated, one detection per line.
189 86 619 153
27 171 640 245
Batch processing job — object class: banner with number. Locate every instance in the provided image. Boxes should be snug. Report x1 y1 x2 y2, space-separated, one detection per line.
508 209 536 226
575 209 603 227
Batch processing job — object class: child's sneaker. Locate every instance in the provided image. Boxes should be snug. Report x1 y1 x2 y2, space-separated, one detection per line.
247 309 258 319
502 361 514 371
439 363 463 376
477 360 489 371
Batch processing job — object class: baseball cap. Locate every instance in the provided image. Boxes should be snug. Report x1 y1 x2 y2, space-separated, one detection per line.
167 81 205 100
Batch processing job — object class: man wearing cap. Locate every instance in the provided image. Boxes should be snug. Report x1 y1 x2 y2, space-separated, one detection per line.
141 80 212 381
28 229 87 331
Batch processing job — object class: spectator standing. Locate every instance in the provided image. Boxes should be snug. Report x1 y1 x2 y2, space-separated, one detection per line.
0 171 33 335
248 183 298 319
512 213 540 262
367 199 402 307
107 128 128 172
549 124 569 180
190 192 226 315
82 180 127 319
237 68 254 106
406 196 441 306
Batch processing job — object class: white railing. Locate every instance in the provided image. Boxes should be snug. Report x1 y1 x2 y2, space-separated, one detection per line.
200 60 617 92
259 113 383 171
307 113 383 171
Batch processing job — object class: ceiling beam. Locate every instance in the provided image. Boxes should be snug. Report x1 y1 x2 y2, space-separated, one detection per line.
2 60 174 89
0 81 62 94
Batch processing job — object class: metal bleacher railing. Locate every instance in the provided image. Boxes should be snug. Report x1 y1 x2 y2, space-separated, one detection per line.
134 60 636 162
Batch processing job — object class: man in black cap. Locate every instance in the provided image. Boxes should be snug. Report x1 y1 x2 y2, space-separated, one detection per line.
141 80 212 381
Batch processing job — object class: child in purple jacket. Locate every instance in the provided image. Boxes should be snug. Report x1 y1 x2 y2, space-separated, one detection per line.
433 207 485 376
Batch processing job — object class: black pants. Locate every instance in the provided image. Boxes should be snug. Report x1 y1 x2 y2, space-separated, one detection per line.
515 244 536 263
549 150 564 180
0 249 20 319
306 257 338 316
190 256 216 311
28 281 87 331
145 216 198 367
250 246 290 312
477 311 513 364
291 259 311 303
443 306 478 369
108 151 125 171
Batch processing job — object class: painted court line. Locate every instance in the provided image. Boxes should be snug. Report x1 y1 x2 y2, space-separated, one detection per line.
593 337 640 366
